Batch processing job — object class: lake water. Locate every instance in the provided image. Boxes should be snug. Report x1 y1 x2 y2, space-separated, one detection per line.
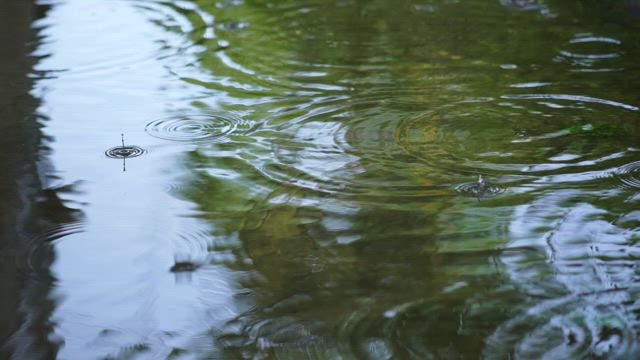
2 0 640 358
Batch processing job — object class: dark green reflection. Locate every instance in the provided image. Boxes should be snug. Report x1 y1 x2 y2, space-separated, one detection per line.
0 1 83 358
142 0 640 357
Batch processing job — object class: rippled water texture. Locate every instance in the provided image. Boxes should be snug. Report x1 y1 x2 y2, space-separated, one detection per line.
105 145 146 158
3 0 640 359
145 113 254 142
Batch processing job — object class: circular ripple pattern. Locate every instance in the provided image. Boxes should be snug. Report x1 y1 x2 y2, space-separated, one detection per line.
485 295 639 359
396 104 539 175
456 179 506 198
396 97 640 181
559 36 621 60
131 0 216 52
612 161 640 189
249 115 451 200
557 35 622 70
105 146 145 159
145 114 251 142
20 222 85 275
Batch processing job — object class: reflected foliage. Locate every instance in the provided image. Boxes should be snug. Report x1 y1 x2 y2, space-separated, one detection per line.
0 0 624 359
139 0 640 358
0 1 84 359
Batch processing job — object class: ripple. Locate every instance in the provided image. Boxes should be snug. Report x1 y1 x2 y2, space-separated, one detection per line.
485 294 640 359
510 82 552 88
492 195 640 358
145 114 253 142
570 36 621 45
247 92 640 197
219 314 327 358
249 116 450 200
397 103 539 174
611 161 640 189
105 145 145 159
557 35 622 67
145 0 514 100
456 177 507 198
22 222 85 274
132 0 216 51
558 50 619 60
501 94 639 111
394 96 640 192
500 0 547 11
499 0 555 16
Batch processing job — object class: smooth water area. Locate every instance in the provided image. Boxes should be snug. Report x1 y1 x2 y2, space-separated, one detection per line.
2 0 640 358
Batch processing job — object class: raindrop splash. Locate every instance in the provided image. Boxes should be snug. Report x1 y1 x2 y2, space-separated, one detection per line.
611 161 640 189
456 175 506 198
105 134 145 158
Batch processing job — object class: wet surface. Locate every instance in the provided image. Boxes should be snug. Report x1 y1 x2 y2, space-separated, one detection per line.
2 0 640 358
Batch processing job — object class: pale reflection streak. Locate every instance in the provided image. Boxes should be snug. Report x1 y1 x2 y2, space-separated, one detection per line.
33 0 238 358
502 94 639 111
490 189 640 358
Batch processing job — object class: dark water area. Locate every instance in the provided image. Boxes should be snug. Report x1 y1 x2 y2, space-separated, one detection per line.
2 0 640 358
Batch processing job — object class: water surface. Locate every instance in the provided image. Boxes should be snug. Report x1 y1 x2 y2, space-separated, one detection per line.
3 0 640 358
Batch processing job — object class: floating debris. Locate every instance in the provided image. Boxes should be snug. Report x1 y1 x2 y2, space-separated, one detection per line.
170 261 199 273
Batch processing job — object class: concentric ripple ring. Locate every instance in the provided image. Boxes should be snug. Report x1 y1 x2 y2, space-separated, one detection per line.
105 145 145 159
613 161 640 189
456 180 506 198
145 114 250 142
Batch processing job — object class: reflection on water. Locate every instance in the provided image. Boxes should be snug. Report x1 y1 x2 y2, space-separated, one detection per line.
456 175 506 199
0 1 82 358
491 189 640 358
145 113 255 142
3 0 640 358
